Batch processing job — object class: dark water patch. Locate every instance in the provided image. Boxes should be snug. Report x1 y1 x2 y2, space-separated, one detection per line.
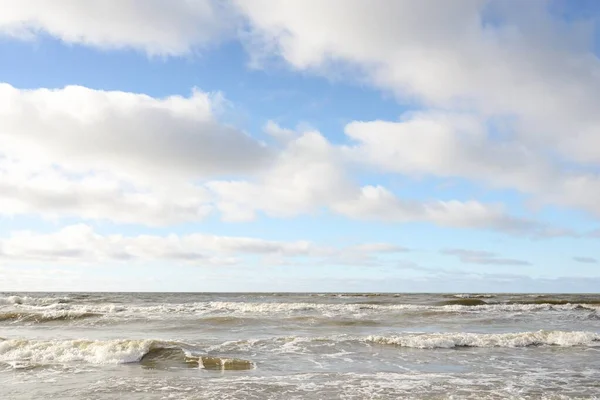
139 347 198 369
438 299 488 306
139 347 254 371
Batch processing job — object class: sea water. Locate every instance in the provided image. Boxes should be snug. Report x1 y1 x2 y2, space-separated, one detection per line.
1 292 599 399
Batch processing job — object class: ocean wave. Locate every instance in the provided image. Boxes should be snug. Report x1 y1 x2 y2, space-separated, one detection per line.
0 295 72 306
366 330 600 349
198 301 600 314
0 338 254 370
0 311 102 323
5 300 599 321
205 330 600 355
450 294 495 299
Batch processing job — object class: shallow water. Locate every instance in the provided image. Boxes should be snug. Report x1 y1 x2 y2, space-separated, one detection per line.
1 292 599 399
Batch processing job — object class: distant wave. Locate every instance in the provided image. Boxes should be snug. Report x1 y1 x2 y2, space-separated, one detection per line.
3 298 600 321
195 301 600 314
0 295 72 306
0 338 254 370
366 330 600 349
438 299 489 306
0 311 101 323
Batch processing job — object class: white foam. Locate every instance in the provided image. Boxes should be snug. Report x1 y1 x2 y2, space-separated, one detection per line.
0 338 169 366
366 330 600 348
196 301 600 315
7 300 598 322
0 295 71 306
0 310 100 323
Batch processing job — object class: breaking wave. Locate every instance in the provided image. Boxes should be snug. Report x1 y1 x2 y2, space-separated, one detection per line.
366 330 600 349
0 311 102 323
195 301 600 314
450 294 495 299
4 298 600 322
0 295 72 306
0 338 254 370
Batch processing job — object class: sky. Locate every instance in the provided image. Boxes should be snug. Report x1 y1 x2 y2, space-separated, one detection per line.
0 0 599 292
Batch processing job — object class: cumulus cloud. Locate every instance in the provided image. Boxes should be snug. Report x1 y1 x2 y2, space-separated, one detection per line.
0 2 595 231
441 248 531 266
333 185 540 233
0 83 536 231
235 0 600 217
208 125 539 233
0 83 274 225
0 164 213 225
0 224 409 267
0 83 569 233
343 112 600 217
0 84 270 182
0 0 232 55
208 128 354 221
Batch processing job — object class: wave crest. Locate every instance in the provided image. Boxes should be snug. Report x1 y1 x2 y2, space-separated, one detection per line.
0 295 71 306
0 338 254 370
366 330 600 349
0 311 101 323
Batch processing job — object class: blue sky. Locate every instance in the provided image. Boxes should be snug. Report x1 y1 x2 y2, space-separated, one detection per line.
0 0 599 292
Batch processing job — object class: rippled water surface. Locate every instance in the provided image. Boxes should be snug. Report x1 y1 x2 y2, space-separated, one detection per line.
1 292 599 399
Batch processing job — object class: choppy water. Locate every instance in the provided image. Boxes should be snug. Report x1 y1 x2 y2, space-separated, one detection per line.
1 293 599 399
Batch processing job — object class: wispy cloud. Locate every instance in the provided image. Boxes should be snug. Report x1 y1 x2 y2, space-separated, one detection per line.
573 257 598 264
441 249 531 266
0 224 411 267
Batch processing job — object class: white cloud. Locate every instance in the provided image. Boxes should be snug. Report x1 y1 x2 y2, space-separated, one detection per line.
0 2 595 230
332 185 541 234
441 249 531 266
0 84 270 182
0 0 231 55
344 112 551 192
235 1 600 158
352 243 409 253
343 112 600 217
0 83 569 233
235 0 600 217
0 224 408 267
0 163 213 225
209 125 537 233
0 83 534 230
0 84 272 225
208 128 354 221
264 120 297 143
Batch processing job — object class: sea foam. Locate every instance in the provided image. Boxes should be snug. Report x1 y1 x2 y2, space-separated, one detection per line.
366 330 600 348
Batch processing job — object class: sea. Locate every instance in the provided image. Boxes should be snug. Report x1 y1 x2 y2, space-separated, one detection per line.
0 292 599 399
